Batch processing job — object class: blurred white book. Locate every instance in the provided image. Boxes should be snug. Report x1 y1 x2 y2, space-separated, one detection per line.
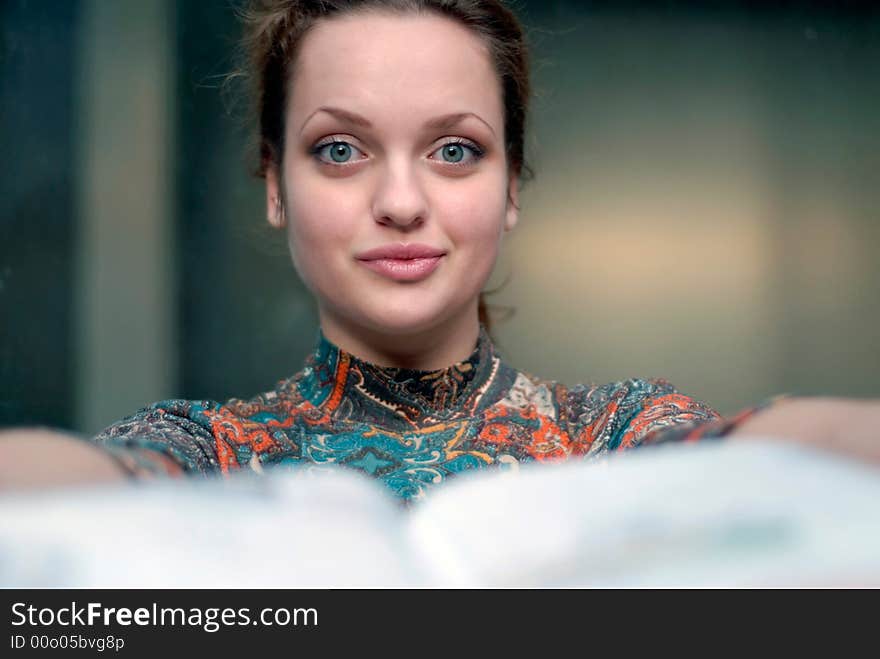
1 438 879 587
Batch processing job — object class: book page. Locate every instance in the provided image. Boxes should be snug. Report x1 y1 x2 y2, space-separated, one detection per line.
0 465 418 587
4 440 879 587
407 439 880 587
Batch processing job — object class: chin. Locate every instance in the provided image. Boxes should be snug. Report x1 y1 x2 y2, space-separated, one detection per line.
356 294 462 337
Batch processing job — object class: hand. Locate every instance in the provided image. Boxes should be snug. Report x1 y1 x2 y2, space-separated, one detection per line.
0 428 128 492
729 396 880 466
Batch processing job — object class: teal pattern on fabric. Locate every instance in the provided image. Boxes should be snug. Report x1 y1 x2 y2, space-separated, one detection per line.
93 325 768 501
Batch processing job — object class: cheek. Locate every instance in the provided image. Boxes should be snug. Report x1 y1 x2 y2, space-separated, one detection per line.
284 173 362 279
438 174 508 252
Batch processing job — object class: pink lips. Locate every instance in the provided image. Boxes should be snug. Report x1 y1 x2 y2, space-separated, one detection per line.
355 243 446 282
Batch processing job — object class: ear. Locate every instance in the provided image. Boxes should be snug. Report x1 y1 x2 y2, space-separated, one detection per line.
265 166 286 229
504 174 519 232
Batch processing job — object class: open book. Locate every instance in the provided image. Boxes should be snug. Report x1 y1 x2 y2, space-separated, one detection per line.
2 439 879 587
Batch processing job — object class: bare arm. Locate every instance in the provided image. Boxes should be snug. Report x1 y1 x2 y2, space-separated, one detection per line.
728 397 880 465
1 400 228 493
0 428 129 491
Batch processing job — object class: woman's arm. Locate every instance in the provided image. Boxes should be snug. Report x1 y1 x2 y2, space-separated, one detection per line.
0 400 229 492
0 428 129 491
578 379 879 467
728 396 880 465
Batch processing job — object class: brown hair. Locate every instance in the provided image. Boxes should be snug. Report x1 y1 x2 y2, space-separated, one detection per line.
241 0 531 333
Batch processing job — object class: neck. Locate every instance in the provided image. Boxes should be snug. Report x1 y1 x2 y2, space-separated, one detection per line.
317 306 481 371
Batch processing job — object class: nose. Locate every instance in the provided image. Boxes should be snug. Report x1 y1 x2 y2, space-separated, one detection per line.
371 157 428 230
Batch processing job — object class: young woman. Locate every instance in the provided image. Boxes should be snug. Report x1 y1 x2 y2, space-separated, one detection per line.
1 0 878 498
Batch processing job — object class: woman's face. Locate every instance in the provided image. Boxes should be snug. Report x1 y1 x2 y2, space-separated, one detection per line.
267 10 517 339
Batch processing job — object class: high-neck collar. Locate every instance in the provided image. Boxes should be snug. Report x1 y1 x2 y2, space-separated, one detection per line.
296 325 501 430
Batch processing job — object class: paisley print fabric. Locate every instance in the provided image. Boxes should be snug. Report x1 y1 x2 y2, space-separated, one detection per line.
93 325 776 501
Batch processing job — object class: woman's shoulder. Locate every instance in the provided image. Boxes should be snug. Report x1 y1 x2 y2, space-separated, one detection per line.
91 374 314 472
499 366 690 410
560 375 718 420
90 396 228 476
97 372 311 436
484 365 722 453
562 376 721 450
494 364 706 420
564 376 690 407
94 397 222 440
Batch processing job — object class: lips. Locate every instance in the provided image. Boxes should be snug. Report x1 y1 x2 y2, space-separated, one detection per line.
355 243 446 261
355 243 446 282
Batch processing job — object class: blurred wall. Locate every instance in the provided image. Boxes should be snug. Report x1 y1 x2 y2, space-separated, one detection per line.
74 0 177 434
1 0 78 428
1 0 877 434
492 2 880 413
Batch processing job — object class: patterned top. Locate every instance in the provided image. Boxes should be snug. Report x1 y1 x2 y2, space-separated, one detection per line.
93 325 773 501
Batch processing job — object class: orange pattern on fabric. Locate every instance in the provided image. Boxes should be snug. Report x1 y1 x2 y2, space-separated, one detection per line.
476 404 571 461
618 393 715 449
206 406 306 474
323 352 350 414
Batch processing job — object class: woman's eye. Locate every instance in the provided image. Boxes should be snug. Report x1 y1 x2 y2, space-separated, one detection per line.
313 141 364 165
311 139 483 167
430 141 483 166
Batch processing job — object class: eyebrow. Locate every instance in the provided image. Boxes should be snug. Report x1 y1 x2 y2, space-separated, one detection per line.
299 106 496 137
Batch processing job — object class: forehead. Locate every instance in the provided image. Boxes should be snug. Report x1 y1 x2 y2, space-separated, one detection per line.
289 10 502 130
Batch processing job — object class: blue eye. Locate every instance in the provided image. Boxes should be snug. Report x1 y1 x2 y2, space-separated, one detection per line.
313 140 364 164
431 140 483 165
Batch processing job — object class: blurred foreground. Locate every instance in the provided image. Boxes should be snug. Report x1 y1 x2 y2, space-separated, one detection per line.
2 438 879 587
